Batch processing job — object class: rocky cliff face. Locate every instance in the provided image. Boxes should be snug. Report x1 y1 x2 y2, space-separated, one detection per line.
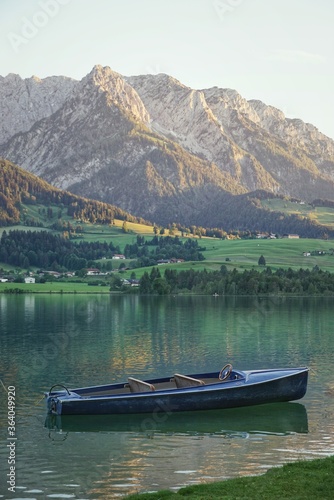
128 74 334 199
0 72 78 143
0 65 334 226
127 75 279 193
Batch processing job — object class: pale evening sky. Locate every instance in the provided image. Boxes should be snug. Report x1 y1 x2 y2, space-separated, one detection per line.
1 0 334 139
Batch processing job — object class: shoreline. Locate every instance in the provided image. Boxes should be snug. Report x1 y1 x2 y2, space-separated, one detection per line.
1 283 334 298
125 455 334 499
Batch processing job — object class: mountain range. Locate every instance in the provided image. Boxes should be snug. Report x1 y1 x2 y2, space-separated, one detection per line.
1 65 334 230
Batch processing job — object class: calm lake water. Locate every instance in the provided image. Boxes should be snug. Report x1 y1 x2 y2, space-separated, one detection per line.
0 294 334 498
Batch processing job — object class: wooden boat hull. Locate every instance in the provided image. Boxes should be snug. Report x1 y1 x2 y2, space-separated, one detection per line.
45 367 308 416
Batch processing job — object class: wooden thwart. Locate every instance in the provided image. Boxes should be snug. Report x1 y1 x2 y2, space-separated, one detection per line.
127 377 156 393
126 374 205 392
174 373 205 388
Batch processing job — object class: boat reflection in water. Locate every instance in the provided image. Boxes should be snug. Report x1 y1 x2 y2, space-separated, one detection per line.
45 402 308 437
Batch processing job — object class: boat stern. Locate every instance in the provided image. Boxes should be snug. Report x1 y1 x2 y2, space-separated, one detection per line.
45 389 82 415
45 393 63 415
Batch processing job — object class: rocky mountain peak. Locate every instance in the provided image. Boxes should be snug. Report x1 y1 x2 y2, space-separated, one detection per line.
80 64 150 125
85 64 123 86
247 98 334 161
2 73 22 84
0 72 78 145
249 99 285 120
1 65 334 228
202 87 261 131
127 73 188 92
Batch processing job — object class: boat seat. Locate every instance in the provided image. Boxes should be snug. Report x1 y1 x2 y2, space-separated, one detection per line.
127 377 156 393
174 373 205 388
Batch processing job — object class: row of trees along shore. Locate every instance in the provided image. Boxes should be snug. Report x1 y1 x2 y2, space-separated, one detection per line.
138 266 334 295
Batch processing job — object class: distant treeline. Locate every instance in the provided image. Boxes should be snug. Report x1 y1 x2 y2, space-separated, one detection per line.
0 230 119 270
0 231 203 271
124 235 204 267
139 266 334 295
312 199 334 209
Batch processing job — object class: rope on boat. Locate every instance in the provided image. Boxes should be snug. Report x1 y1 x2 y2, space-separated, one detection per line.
49 383 71 395
0 378 8 393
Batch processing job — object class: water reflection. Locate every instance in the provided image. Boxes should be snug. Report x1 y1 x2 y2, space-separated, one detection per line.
1 295 334 498
45 403 308 436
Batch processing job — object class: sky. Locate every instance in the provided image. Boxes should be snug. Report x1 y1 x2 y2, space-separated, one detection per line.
1 0 334 139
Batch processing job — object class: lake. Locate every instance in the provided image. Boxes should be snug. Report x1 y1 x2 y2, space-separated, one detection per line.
0 294 334 498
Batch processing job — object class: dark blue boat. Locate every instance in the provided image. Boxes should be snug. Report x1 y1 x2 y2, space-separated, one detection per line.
45 365 308 416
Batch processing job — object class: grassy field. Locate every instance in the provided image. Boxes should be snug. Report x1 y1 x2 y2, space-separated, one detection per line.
113 219 155 234
125 455 334 499
261 198 334 229
0 281 111 293
201 237 334 272
80 220 154 246
1 237 334 294
1 214 334 291
100 237 334 277
314 206 334 228
0 215 156 248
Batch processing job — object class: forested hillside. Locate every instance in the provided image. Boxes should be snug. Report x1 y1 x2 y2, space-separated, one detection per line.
1 158 334 238
0 158 149 226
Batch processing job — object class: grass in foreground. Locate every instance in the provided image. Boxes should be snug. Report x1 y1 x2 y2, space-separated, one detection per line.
125 456 334 499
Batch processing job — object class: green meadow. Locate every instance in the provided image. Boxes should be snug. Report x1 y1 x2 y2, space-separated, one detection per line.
1 212 334 293
0 281 111 294
201 237 334 272
125 455 334 500
261 198 334 229
74 220 154 247
94 235 334 280
81 224 334 276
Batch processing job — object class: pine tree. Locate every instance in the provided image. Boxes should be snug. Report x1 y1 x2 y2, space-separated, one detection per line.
258 255 266 266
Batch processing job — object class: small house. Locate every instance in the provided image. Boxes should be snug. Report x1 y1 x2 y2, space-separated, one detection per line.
24 277 35 284
86 268 100 276
44 271 61 278
283 234 300 239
